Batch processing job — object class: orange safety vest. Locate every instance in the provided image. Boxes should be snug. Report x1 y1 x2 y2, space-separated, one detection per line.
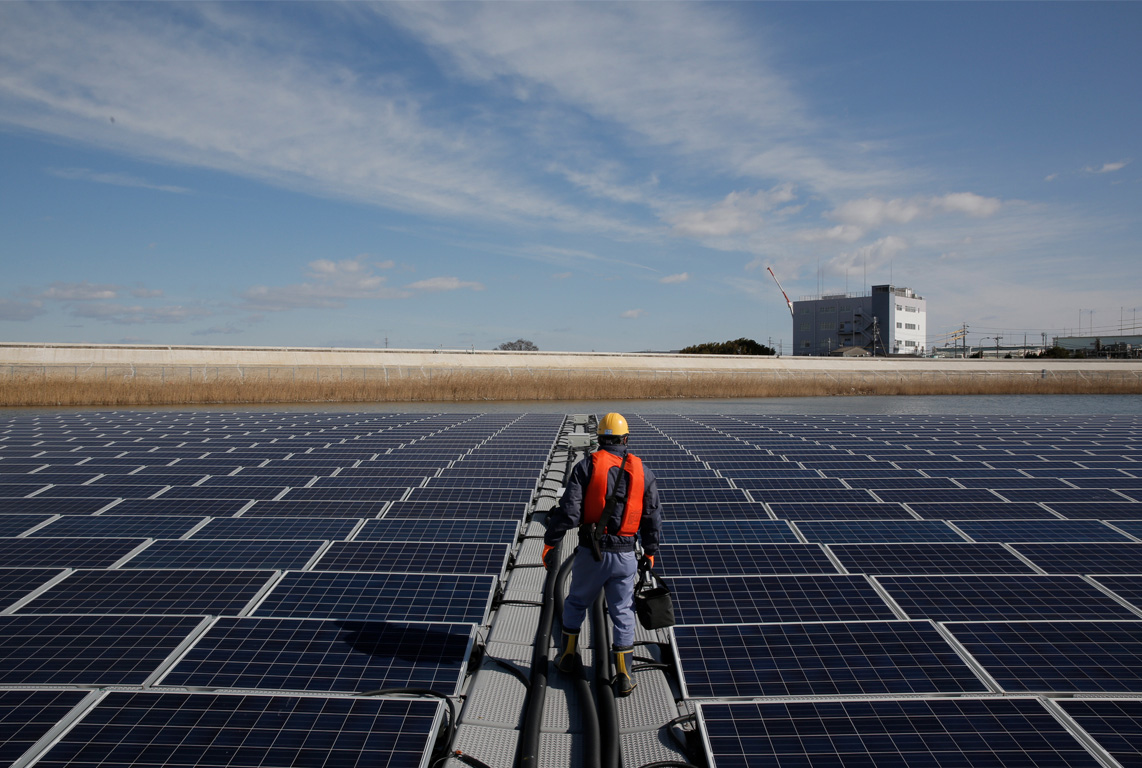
582 450 644 536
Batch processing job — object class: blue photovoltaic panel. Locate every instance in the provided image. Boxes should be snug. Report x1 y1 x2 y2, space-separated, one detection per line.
841 477 960 489
699 698 1104 768
0 498 112 515
404 487 533 504
658 488 753 504
675 620 988 698
1064 477 1142 489
356 518 518 543
18 569 276 615
1088 575 1142 613
830 542 1039 575
421 476 536 489
314 541 509 575
278 486 412 503
720 468 831 479
33 692 440 768
954 477 1075 489
0 614 202 685
0 514 50 536
658 502 771 520
1057 698 1142 768
946 620 1142 693
997 488 1133 502
663 520 798 544
907 501 1058 519
383 501 526 520
1010 542 1142 574
793 520 966 544
746 489 878 504
730 478 848 490
123 539 323 570
873 488 1004 503
191 517 359 540
242 499 387 517
0 568 66 609
877 574 1141 621
254 571 495 622
1043 502 1142 519
29 515 206 539
159 618 472 695
0 483 51 497
954 519 1132 542
103 498 251 516
670 574 897 624
0 689 90 766
34 484 166 499
655 543 838 576
0 537 146 568
768 502 915 520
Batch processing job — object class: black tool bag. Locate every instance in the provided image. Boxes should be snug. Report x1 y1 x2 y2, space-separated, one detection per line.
633 565 675 630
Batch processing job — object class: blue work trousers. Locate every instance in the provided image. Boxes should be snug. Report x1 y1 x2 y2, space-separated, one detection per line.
561 547 637 649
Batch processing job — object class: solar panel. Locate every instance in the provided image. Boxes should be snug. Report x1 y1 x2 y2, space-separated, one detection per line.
241 499 387 517
157 618 472 695
946 620 1142 693
873 488 1004 503
830 542 1040 575
793 520 966 544
253 571 495 622
403 487 532 504
907 501 1057 519
1089 575 1142 614
747 489 878 504
32 692 441 768
662 520 799 544
356 519 518 543
655 543 838 576
1010 542 1142 574
0 537 146 568
0 689 90 767
768 502 915 520
124 539 324 570
997 488 1134 502
698 698 1104 768
669 574 898 624
954 519 1132 542
191 517 360 540
0 614 202 685
877 574 1142 621
383 500 526 520
1045 501 1142 519
658 502 771 520
675 620 989 698
1057 698 1142 768
731 477 848 490
0 568 66 610
314 541 509 575
279 486 411 502
18 569 276 615
30 515 207 539
157 485 285 501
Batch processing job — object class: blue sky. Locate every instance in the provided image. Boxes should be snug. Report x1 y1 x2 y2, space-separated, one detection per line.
1 2 1138 353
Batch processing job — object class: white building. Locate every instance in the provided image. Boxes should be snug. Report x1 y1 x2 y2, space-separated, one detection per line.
792 284 926 356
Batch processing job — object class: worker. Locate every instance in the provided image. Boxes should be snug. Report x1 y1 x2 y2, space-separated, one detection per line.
542 412 662 696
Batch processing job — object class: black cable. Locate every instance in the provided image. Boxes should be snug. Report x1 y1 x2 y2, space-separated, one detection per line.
552 551 601 768
637 762 702 768
592 592 620 768
516 554 573 768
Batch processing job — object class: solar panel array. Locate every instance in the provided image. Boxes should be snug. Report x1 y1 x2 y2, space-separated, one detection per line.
5 410 1142 767
629 413 1142 768
0 410 559 768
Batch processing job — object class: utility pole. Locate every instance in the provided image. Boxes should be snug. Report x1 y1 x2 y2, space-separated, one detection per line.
995 335 1003 358
962 323 968 359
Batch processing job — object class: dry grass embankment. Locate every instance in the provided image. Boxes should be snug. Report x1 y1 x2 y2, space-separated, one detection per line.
2 368 1140 407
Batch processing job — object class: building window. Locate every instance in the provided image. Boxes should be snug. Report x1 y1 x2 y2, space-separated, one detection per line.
802 341 811 348
896 304 903 311
904 305 918 313
905 323 917 330
904 340 917 347
820 321 835 330
821 306 837 314
800 322 811 331
896 322 902 329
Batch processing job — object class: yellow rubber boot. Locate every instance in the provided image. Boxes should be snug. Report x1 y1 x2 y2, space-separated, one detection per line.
613 645 637 696
556 631 579 673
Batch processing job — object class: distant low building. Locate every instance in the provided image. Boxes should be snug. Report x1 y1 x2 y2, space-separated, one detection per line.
792 284 926 356
1054 335 1142 358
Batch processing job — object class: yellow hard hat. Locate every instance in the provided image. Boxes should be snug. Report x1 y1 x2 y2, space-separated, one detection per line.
597 413 629 437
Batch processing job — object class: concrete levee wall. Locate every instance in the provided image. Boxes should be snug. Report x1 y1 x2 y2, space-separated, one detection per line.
3 341 1142 376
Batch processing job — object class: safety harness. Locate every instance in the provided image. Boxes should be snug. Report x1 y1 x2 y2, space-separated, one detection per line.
580 450 644 561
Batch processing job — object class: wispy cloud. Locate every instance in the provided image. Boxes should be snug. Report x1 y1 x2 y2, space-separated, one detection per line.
1084 160 1131 174
38 281 119 301
620 309 645 319
670 185 798 238
241 256 407 312
68 302 210 325
660 273 690 284
828 192 1002 231
48 167 190 194
406 277 484 293
0 297 46 321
